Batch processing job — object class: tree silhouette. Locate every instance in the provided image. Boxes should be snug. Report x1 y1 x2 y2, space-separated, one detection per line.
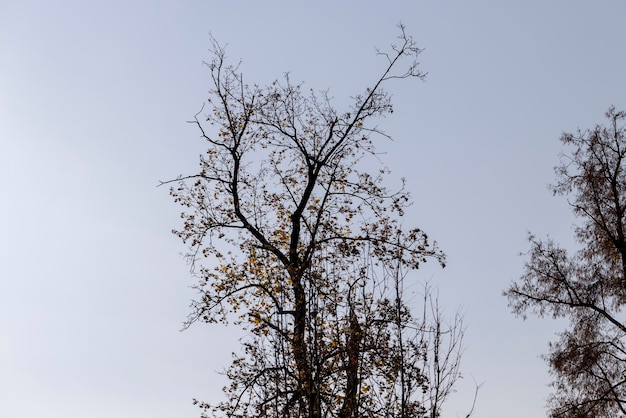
165 26 466 418
506 106 626 417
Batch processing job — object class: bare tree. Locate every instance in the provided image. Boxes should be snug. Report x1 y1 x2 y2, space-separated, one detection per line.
505 106 626 417
417 286 466 418
165 26 467 417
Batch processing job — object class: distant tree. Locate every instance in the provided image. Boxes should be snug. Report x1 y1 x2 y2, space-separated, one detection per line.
165 26 467 418
505 107 626 417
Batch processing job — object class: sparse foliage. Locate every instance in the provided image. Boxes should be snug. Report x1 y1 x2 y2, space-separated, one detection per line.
166 26 467 418
505 106 626 417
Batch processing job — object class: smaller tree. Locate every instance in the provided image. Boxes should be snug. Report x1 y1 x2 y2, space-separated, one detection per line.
505 107 626 417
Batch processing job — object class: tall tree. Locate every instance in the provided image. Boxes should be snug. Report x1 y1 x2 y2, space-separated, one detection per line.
505 107 626 417
166 26 465 418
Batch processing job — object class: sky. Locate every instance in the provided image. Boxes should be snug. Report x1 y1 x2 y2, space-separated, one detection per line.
2 1 626 417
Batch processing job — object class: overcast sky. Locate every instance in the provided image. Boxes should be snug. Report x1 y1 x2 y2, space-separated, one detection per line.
2 1 626 417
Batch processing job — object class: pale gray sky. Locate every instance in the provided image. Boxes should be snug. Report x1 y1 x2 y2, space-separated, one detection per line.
2 1 626 417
